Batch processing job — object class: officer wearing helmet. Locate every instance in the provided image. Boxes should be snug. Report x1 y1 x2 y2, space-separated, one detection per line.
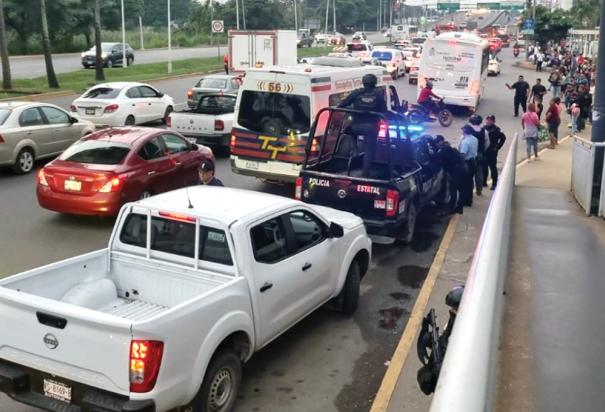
417 80 442 114
338 73 388 176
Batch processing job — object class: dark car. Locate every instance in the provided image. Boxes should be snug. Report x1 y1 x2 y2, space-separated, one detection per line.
81 42 135 69
37 127 213 216
297 33 314 48
295 108 447 244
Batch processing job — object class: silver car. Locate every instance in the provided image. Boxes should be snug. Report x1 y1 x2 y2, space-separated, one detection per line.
0 102 95 174
187 74 241 108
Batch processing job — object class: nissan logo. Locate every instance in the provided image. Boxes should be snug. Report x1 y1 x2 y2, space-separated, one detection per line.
43 333 59 350
337 189 347 199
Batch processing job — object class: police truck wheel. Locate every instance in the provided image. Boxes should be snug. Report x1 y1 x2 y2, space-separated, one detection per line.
340 262 360 316
398 202 417 244
189 349 242 412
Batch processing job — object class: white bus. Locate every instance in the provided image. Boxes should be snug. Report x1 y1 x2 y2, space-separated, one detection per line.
417 32 489 111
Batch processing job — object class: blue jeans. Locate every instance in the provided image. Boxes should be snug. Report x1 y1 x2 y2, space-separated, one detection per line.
571 116 579 134
552 85 561 98
525 137 539 158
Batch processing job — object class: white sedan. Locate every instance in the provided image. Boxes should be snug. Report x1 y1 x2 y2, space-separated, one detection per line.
488 58 501 76
70 82 174 127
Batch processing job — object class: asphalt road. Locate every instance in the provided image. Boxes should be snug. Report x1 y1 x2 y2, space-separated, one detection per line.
1 32 386 80
0 47 545 411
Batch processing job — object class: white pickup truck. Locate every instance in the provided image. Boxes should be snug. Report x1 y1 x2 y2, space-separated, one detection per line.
0 186 371 412
168 94 236 149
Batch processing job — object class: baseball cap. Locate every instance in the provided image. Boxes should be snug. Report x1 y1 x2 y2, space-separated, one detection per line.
486 115 496 121
198 161 215 172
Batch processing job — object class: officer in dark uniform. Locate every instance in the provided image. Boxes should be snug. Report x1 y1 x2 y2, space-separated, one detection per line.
434 135 466 215
338 73 388 177
198 161 224 186
467 114 487 195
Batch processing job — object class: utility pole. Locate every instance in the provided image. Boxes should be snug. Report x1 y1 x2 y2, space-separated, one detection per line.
139 16 144 50
167 0 172 73
389 1 392 29
379 0 382 31
294 0 298 32
242 0 247 30
332 0 336 33
236 0 240 30
325 0 330 34
120 0 127 67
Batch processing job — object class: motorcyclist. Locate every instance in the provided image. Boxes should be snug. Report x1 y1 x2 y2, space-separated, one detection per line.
417 80 442 116
513 43 520 57
338 73 388 177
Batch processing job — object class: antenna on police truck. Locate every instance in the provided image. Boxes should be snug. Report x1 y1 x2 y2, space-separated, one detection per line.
184 184 194 209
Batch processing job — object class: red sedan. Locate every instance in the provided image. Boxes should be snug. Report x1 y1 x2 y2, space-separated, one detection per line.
37 127 214 216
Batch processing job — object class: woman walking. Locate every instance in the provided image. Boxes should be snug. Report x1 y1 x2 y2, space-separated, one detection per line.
545 98 561 149
522 103 541 161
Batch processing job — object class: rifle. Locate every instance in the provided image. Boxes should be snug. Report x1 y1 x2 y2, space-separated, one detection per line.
416 308 444 395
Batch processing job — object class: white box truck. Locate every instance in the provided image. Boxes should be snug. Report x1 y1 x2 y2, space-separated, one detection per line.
228 30 297 72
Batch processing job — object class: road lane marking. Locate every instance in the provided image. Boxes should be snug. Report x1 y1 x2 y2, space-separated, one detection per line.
369 213 461 412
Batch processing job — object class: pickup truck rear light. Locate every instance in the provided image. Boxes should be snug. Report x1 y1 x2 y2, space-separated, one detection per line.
104 104 119 114
378 120 388 142
166 115 172 127
230 135 236 151
215 119 224 131
69 104 77 113
130 340 164 393
386 190 399 217
295 177 302 200
38 169 48 186
187 89 193 98
99 175 123 193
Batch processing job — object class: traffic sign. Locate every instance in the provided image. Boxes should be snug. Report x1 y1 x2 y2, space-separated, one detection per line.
523 18 535 30
522 29 535 36
437 2 460 11
212 20 224 33
478 2 500 9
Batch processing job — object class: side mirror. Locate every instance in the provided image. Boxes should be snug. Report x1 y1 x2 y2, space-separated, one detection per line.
329 222 344 238
157 92 165 98
69 116 78 124
190 143 198 150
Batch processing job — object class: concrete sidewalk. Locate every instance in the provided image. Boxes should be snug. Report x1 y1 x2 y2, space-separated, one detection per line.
496 138 605 412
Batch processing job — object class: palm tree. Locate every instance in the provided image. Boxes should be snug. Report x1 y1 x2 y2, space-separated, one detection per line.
94 0 105 81
40 0 59 88
0 0 12 90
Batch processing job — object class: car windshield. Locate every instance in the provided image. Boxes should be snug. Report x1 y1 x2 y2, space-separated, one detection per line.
197 78 228 89
371 51 393 61
196 95 236 114
412 38 426 44
238 90 311 136
83 87 122 99
0 108 11 125
88 44 115 53
347 44 368 52
60 140 130 165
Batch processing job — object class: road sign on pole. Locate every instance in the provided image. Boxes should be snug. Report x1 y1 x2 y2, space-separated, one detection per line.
523 18 535 30
212 20 224 33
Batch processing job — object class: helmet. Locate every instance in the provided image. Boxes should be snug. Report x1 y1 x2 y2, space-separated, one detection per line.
468 114 483 125
445 285 464 309
362 73 377 88
426 80 434 89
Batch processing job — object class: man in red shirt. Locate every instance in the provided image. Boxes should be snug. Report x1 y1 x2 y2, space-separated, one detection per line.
417 80 442 114
223 54 229 74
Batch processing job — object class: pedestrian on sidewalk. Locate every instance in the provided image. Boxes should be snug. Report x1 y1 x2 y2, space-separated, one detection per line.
522 103 540 161
434 135 466 215
506 75 530 117
536 51 545 72
529 78 547 119
548 69 562 98
545 97 561 149
575 85 592 131
459 125 479 207
571 103 581 136
483 115 507 190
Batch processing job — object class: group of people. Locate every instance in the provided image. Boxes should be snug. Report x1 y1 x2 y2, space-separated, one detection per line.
434 114 506 215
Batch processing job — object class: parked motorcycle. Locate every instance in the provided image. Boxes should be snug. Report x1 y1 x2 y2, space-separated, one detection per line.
406 99 453 128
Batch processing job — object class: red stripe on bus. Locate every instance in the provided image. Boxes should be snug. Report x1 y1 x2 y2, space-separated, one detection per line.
311 84 332 92
233 148 271 160
233 140 261 149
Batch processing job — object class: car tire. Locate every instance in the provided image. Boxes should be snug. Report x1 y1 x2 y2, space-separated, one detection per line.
13 148 35 174
162 106 173 125
125 115 135 126
397 202 417 244
139 190 153 200
127 56 133 66
189 349 242 412
106 59 113 68
340 261 360 316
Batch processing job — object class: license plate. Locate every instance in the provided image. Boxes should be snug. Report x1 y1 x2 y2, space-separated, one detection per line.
245 161 259 170
85 108 96 115
64 180 82 191
44 379 72 403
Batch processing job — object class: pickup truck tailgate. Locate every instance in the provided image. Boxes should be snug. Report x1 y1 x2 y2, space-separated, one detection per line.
171 112 231 136
301 174 391 221
0 292 133 395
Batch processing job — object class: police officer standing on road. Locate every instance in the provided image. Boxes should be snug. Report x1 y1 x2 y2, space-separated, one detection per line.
483 115 507 190
434 135 466 215
459 125 479 207
506 75 530 117
338 73 388 177
467 114 486 196
198 161 224 187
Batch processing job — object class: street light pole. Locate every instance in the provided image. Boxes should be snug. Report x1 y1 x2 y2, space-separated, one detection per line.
325 0 330 34
294 0 298 33
332 0 336 33
242 0 247 30
121 0 127 67
167 0 172 73
236 0 240 30
139 16 144 50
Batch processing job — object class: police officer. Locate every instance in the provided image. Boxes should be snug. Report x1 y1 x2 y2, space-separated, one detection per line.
459 124 478 207
434 135 466 215
483 115 506 190
467 114 487 196
338 73 388 176
198 161 224 186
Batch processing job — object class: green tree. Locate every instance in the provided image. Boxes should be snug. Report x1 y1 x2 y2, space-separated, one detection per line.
570 0 600 29
40 0 59 88
521 6 572 45
0 0 11 89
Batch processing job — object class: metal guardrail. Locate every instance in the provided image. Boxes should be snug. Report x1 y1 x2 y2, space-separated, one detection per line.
429 134 518 412
571 136 605 216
